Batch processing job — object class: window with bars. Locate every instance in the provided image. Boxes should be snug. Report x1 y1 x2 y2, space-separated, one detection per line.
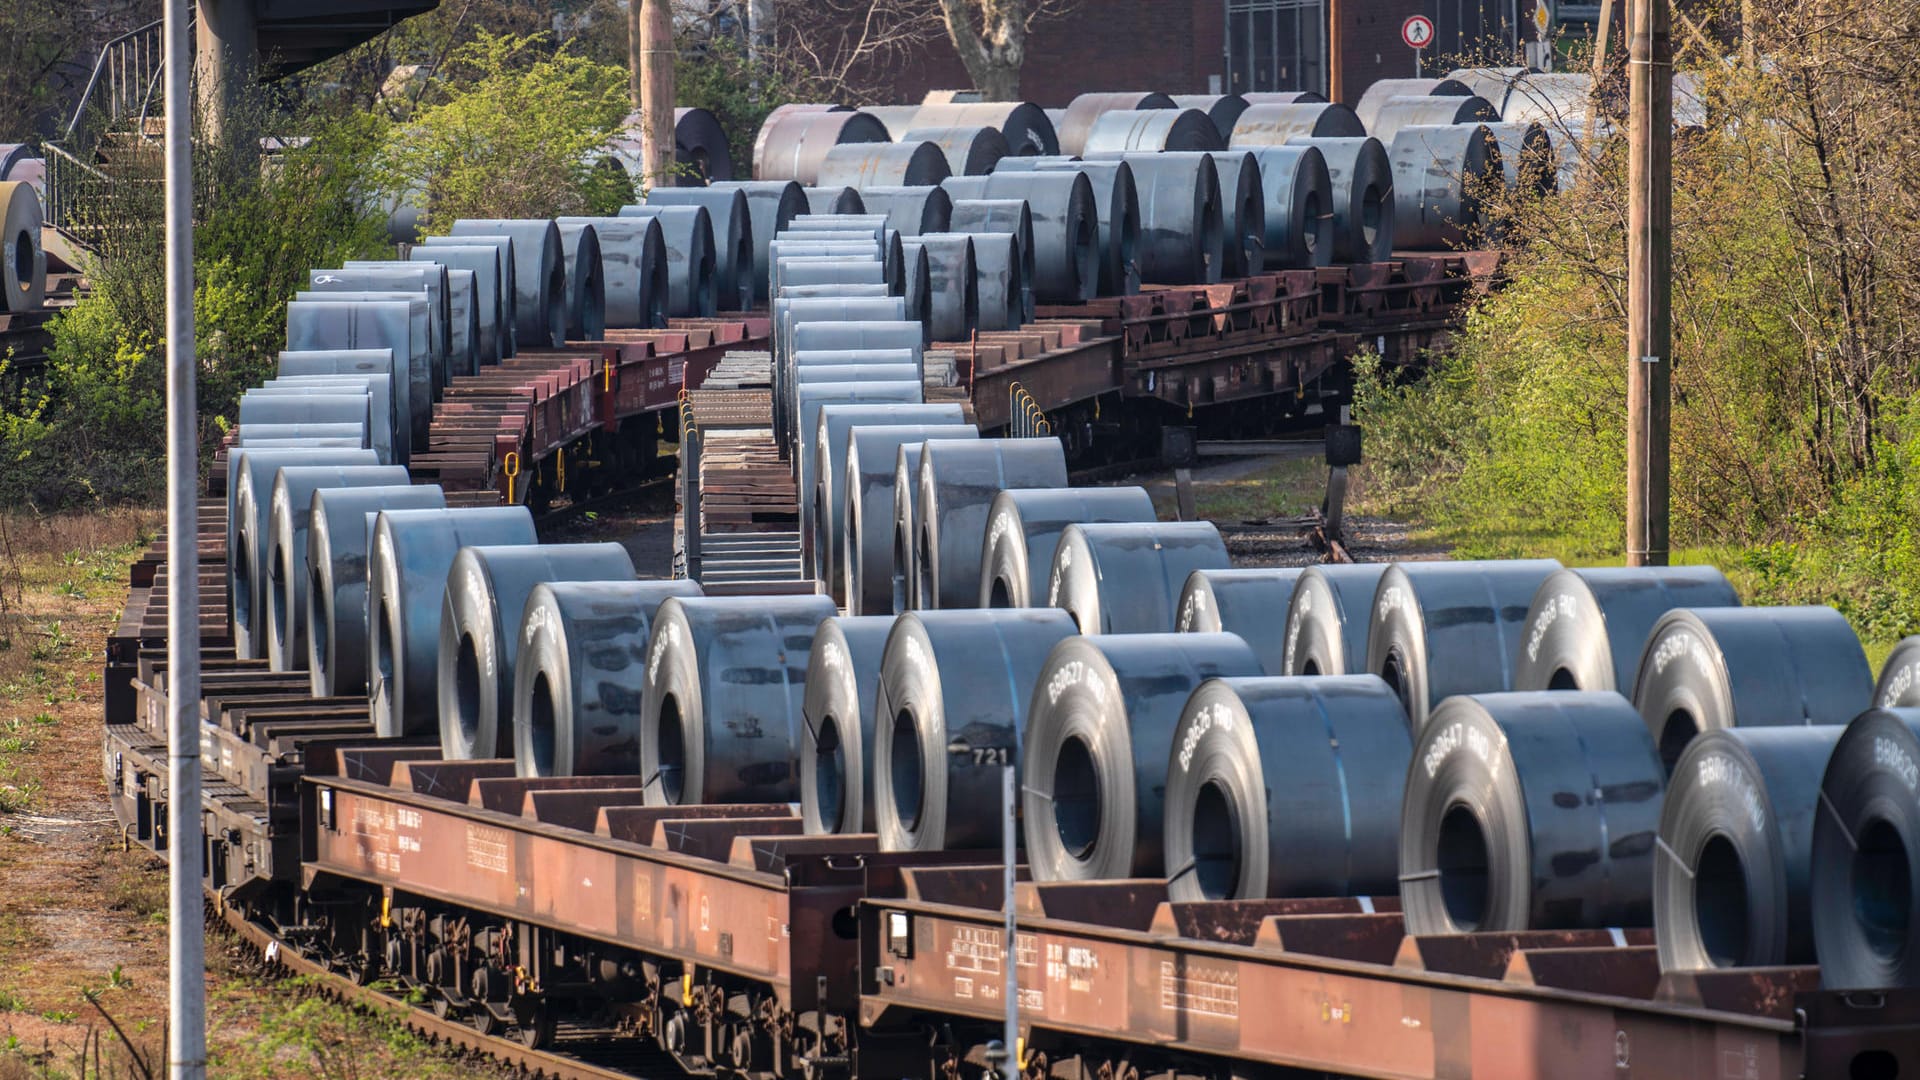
1224 0 1326 96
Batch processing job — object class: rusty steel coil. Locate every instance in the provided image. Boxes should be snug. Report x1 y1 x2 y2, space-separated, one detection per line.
1205 150 1266 276
1048 521 1231 635
1107 152 1224 285
0 181 45 312
1656 726 1842 971
512 579 704 777
1175 567 1306 674
1084 108 1224 154
912 234 980 340
1281 564 1388 676
1630 606 1872 773
230 447 380 659
313 263 452 386
1165 675 1409 900
873 608 1080 852
1812 707 1920 988
367 506 538 737
556 215 668 331
965 231 1029 331
1401 691 1665 935
1241 145 1333 269
641 187 754 311
263 464 409 672
801 615 899 834
857 185 953 237
1353 77 1476 131
284 300 431 449
709 180 808 303
420 235 516 357
672 106 734 183
819 140 954 189
1229 102 1366 146
243 381 391 466
1514 566 1740 693
977 487 1157 609
1368 94 1500 146
1036 159 1140 295
305 484 446 696
904 125 1008 176
1022 632 1263 880
1285 137 1393 263
754 109 890 185
751 103 851 167
408 243 504 363
914 437 1068 610
1877 637 1920 708
911 101 1059 156
436 543 636 761
812 403 967 602
1388 124 1504 250
1057 91 1176 156
1171 94 1253 143
845 424 979 617
616 204 718 318
552 220 605 339
448 219 566 349
638 594 840 804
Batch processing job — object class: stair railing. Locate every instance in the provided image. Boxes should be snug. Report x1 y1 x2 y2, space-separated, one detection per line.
64 20 169 144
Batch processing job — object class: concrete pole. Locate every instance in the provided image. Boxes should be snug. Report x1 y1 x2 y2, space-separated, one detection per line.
195 0 256 143
164 0 207 1077
628 0 644 112
1625 0 1671 566
640 0 677 188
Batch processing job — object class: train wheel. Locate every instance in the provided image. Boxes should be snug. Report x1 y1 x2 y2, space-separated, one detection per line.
514 999 555 1050
470 1003 502 1037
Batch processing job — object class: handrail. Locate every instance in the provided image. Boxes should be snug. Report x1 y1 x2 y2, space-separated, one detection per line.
64 19 168 142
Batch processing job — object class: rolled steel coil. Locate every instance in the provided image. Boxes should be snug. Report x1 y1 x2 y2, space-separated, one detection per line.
912 102 1060 156
343 259 465 375
1242 91 1328 105
1112 152 1224 285
965 232 1029 331
914 437 1068 610
672 106 735 183
0 145 38 184
1499 73 1594 126
943 171 1097 304
1514 566 1740 693
1363 559 1563 732
235 422 366 448
1036 159 1140 295
992 155 1082 173
420 235 517 358
857 185 953 237
441 268 481 376
409 243 505 362
285 301 431 448
1811 707 1920 987
977 487 1157 609
1047 521 1231 635
637 594 839 803
1482 120 1557 196
1241 146 1332 269
556 215 667 330
262 464 408 672
864 106 923 141
770 255 886 305
801 615 899 835
513 579 704 777
845 425 980 617
795 384 924 508
897 241 932 326
806 186 867 215
641 187 754 311
772 299 909 446
709 180 808 303
1286 137 1393 263
305 484 446 696
752 103 853 172
1166 675 1409 900
1171 94 1253 143
616 204 717 317
914 234 980 340
1353 77 1476 132
0 182 45 312
552 220 606 340
1228 103 1366 146
245 379 393 466
1175 567 1305 674
366 507 538 737
312 263 452 385
1629 606 1872 773
946 198 1036 312
904 125 1008 176
1401 691 1665 935
783 318 923 447
795 363 918 385
1655 726 1842 970
789 213 892 242
1368 94 1500 145
449 219 567 349
1086 108 1223 154
754 109 890 185
1388 124 1503 251
1206 150 1266 277
873 609 1080 851
1057 91 1176 157
230 447 379 659
1876 637 1920 708
819 141 953 190
437 543 636 761
812 403 968 601
1022 632 1264 880
1445 66 1537 116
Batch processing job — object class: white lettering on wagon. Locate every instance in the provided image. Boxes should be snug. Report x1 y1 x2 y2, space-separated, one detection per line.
466 823 509 874
1159 960 1239 1018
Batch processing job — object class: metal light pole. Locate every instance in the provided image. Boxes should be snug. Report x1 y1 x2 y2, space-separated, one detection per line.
950 740 1018 1078
1625 0 1672 566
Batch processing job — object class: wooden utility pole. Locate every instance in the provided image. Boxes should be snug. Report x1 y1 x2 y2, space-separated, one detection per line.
1625 0 1672 566
627 0 643 111
1327 0 1343 103
639 0 677 185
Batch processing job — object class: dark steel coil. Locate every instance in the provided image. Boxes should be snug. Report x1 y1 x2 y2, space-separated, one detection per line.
789 214 894 247
556 215 667 330
1243 145 1333 269
811 404 967 602
409 243 505 363
1205 150 1266 276
436 543 636 760
754 109 890 185
709 180 809 303
243 381 390 466
942 172 1097 304
1353 77 1476 132
977 487 1157 609
912 102 1060 156
1388 124 1504 250
1363 559 1563 732
1515 566 1740 693
440 267 481 376
1057 91 1176 157
801 615 898 834
914 234 980 340
1171 94 1253 143
795 384 924 503
0 181 44 311
305 485 446 696
513 579 703 777
783 319 924 448
792 362 925 490
1285 137 1393 263
1401 691 1665 935
1083 109 1224 154
552 220 606 339
1812 707 1920 987
1368 94 1501 146
819 141 953 189
1022 632 1264 880
1175 568 1305 675
1036 159 1140 295
845 425 979 617
1482 121 1558 197
448 219 566 349
1655 726 1843 970
1109 152 1224 285
1228 103 1367 145
946 197 1036 317
803 186 865 215
262 464 409 672
1242 91 1329 105
914 437 1068 610
229 447 379 659
672 106 734 183
366 507 538 737
1166 675 1409 900
284 301 431 442
313 263 452 386
1047 521 1231 635
965 232 1029 331
638 594 839 803
873 609 1080 851
904 125 1008 176
1630 606 1872 773
641 187 755 311
897 240 932 325
1877 637 1920 708
857 185 953 236
616 204 717 317
772 299 908 448
421 235 517 357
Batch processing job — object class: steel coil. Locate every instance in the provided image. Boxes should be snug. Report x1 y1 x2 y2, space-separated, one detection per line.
449 219 566 349
367 507 538 737
0 181 45 312
773 299 909 446
244 380 392 466
1242 91 1329 105
284 301 431 447
641 187 754 311
1482 121 1557 196
857 185 953 237
912 102 1060 156
1388 124 1503 250
1876 637 1920 708
803 186 866 215
1240 146 1333 269
1111 152 1224 285
977 487 1157 608
966 232 1029 330
1175 567 1305 674
897 240 932 326
795 363 918 385
1655 726 1842 970
1368 94 1500 145
420 235 517 357
556 215 667 330
944 172 1098 304
1206 150 1266 276
795 384 924 504
437 543 636 761
992 155 1082 173
751 104 852 171
314 263 452 385
819 141 953 189
1022 632 1263 880
864 106 923 141
1171 94 1253 143
1057 92 1176 157
672 106 735 183
709 180 808 303
1285 137 1393 263
845 425 979 616
513 579 703 777
873 609 1079 851
1445 67 1536 116
801 615 900 834
409 244 505 363
914 234 980 340
1036 159 1140 295
812 403 967 601
1084 109 1223 154
771 257 886 305
1811 707 1920 987
1353 77 1475 132
914 438 1068 609
1364 559 1563 732
1047 521 1230 635
230 447 379 659
1629 606 1871 772
615 205 717 317
783 319 923 447
343 260 463 373
790 214 893 243
235 423 366 449
754 109 890 185
637 594 839 803
1165 675 1409 900
304 484 446 696
1515 566 1740 693
263 465 408 672
904 125 1008 176
947 198 1035 314
442 269 481 376
1401 691 1665 934
1228 103 1366 146
552 220 605 339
